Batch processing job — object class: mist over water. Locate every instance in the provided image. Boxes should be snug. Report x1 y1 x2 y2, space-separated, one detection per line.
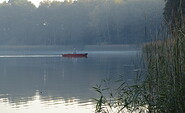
0 0 165 112
0 50 140 113
0 0 164 45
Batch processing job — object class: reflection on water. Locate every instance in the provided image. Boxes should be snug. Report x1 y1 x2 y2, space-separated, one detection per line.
0 91 94 113
0 51 140 113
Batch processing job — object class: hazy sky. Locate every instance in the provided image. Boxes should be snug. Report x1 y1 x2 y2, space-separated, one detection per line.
0 0 164 10
0 0 63 7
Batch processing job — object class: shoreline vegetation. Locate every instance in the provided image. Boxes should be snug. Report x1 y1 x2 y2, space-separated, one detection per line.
93 27 185 113
0 44 141 52
142 28 185 112
0 0 163 46
93 0 185 112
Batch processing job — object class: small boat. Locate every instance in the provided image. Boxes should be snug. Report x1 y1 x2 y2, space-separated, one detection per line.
62 53 88 58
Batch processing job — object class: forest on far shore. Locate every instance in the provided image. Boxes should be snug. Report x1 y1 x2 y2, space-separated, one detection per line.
0 0 163 46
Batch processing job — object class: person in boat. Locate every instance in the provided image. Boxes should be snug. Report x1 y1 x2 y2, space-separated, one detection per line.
73 48 77 54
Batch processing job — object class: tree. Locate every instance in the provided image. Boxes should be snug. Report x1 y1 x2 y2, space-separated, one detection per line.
0 0 163 45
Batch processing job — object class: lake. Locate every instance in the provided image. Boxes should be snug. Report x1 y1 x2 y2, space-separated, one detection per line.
0 50 140 113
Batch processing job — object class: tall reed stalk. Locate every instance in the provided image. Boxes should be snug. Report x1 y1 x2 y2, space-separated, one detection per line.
143 25 185 112
93 1 185 112
93 21 185 113
142 4 185 111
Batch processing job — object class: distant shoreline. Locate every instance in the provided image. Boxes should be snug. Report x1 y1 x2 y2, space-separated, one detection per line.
0 44 141 52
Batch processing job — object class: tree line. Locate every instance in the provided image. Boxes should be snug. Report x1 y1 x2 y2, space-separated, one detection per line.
0 0 163 46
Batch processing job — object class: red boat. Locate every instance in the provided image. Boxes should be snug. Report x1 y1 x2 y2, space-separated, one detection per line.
62 53 88 58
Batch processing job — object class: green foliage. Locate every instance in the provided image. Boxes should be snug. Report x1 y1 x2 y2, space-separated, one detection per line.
93 77 149 113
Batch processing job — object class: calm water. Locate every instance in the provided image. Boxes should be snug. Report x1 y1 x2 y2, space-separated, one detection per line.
0 50 140 113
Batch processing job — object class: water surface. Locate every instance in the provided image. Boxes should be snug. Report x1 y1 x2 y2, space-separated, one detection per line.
0 50 139 113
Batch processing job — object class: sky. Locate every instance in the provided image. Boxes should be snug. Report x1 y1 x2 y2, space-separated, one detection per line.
0 0 164 9
27 0 63 7
0 0 63 7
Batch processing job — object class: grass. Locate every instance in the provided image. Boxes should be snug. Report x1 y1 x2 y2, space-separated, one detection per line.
93 17 185 113
142 24 185 112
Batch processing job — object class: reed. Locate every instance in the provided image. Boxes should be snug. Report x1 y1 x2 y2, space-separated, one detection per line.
93 13 185 113
142 25 185 112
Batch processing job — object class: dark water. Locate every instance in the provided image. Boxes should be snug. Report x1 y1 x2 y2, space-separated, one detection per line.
0 51 140 113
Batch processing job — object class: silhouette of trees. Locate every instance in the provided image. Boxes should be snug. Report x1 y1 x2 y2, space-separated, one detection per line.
0 0 163 45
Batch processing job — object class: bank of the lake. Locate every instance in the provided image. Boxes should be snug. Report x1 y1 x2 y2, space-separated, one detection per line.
93 31 185 113
0 44 141 51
